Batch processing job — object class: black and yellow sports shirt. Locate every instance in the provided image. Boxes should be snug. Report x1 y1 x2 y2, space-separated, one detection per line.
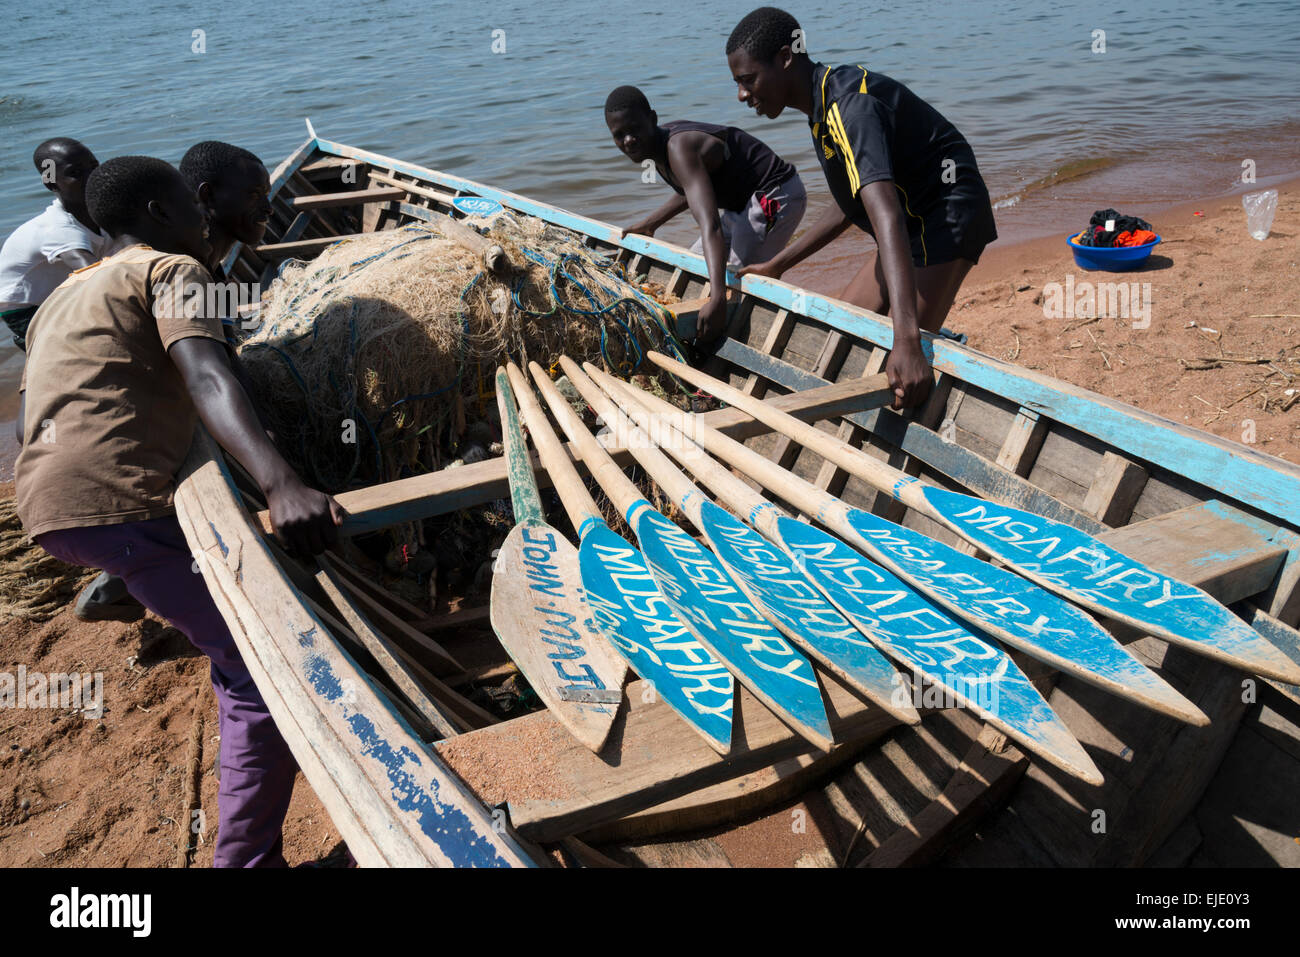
809 63 996 265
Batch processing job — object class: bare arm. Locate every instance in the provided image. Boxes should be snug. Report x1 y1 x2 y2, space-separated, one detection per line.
622 193 689 238
738 201 851 279
669 138 731 342
227 347 275 438
859 180 931 410
168 337 342 554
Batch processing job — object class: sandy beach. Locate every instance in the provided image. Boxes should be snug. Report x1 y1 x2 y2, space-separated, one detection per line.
1 169 1295 867
788 175 1300 464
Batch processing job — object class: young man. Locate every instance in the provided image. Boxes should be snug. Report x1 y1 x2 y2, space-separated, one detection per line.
725 7 998 409
605 85 806 343
180 140 273 342
180 141 272 275
15 155 342 867
0 138 112 351
68 141 275 625
0 138 138 622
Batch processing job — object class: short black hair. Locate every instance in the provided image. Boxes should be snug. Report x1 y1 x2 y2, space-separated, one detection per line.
604 85 652 116
179 140 263 191
32 137 88 172
85 156 184 238
726 6 805 61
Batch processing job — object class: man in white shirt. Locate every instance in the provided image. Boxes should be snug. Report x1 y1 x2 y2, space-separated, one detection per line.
3 138 141 622
0 138 112 351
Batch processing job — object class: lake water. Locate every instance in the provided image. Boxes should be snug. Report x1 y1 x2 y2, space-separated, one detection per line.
2 0 1299 473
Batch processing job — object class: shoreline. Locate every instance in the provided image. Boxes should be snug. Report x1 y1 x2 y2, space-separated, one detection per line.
787 169 1300 295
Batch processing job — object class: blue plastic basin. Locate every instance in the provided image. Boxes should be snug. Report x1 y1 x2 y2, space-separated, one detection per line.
1067 233 1161 271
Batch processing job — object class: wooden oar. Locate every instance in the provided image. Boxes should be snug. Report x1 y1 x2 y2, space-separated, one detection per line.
503 362 735 754
584 374 1111 783
562 358 919 727
596 366 1207 730
490 368 628 754
529 362 835 751
649 351 1300 685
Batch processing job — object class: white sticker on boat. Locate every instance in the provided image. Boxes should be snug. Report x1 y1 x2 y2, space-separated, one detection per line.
454 196 504 217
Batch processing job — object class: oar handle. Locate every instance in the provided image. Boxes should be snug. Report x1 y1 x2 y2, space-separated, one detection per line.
505 362 604 537
495 367 546 525
612 360 846 527
586 364 773 525
558 358 704 526
528 361 645 522
645 350 924 510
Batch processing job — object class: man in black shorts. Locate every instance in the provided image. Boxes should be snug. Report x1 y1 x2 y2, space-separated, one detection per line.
725 7 998 409
604 85 806 343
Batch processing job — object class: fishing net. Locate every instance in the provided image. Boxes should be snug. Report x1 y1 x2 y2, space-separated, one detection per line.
0 493 96 622
238 212 691 492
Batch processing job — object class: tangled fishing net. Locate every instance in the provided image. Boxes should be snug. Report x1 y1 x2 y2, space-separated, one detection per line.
238 212 690 492
0 493 96 622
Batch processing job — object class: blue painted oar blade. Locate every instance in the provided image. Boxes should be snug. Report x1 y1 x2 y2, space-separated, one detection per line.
578 522 734 753
841 505 1204 721
698 499 917 723
631 504 835 749
776 516 1102 784
921 486 1300 683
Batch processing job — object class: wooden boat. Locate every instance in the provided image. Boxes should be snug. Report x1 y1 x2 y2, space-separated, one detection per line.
174 126 1300 867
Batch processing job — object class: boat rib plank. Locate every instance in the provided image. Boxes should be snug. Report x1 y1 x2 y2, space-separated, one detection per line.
435 669 900 843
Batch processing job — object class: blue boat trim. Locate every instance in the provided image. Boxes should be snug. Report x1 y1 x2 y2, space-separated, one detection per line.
194 432 534 867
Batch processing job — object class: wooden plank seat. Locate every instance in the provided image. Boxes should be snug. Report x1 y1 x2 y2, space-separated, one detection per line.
290 186 407 210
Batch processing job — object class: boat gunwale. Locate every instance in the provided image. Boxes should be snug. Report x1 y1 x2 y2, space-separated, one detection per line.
172 427 539 868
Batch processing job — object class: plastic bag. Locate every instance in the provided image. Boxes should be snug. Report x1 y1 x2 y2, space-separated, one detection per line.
1242 189 1278 241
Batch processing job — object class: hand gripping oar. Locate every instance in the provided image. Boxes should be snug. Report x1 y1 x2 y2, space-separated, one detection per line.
586 371 1115 783
529 362 835 751
562 358 919 727
649 352 1300 685
598 366 1207 731
490 368 628 753
503 362 735 754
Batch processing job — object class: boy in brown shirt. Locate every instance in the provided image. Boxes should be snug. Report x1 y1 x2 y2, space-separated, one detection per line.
16 155 341 867
71 140 275 624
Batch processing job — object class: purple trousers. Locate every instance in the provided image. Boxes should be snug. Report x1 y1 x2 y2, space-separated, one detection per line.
38 516 297 867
